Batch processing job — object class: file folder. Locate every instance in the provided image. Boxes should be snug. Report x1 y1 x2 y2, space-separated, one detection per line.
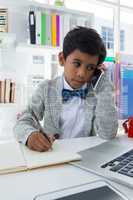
29 11 36 44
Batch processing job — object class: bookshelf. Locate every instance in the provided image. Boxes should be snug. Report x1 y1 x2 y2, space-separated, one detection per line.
0 1 94 45
28 2 94 17
0 8 8 33
0 1 94 138
16 43 61 53
13 0 94 100
27 3 94 46
0 41 17 105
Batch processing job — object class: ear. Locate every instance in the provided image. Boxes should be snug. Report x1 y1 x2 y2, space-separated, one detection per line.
58 52 65 66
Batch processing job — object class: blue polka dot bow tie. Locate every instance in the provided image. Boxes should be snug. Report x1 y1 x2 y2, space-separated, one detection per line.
62 88 88 102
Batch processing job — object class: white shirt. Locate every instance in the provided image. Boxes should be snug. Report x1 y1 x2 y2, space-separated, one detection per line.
60 77 89 139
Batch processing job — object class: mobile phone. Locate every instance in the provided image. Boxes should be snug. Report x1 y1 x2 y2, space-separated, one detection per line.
34 180 129 200
91 69 104 90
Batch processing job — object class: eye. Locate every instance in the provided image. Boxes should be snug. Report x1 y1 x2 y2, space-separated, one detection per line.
86 64 97 71
73 61 81 68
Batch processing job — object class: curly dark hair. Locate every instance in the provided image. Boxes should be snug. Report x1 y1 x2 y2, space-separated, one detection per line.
63 26 106 65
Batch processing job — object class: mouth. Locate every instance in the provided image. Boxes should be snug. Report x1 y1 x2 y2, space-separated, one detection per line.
73 80 85 84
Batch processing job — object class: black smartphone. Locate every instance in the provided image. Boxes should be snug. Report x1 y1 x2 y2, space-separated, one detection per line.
34 180 128 200
91 69 104 90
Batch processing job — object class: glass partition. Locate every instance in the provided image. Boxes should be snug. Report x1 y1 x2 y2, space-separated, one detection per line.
119 6 133 119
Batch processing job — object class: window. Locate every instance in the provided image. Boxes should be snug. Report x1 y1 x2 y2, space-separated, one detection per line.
120 30 125 51
101 26 114 50
101 26 125 51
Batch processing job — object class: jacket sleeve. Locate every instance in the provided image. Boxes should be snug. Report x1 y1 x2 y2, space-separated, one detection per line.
93 72 118 139
13 81 47 144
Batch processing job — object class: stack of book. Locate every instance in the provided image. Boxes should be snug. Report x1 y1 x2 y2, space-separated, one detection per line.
0 79 15 103
0 8 8 33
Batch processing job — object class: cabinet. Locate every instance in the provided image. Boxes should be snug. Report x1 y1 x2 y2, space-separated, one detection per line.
0 0 94 138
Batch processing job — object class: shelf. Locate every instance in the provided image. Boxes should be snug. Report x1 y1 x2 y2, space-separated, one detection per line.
28 1 94 17
0 103 17 107
1 0 93 17
0 32 15 37
16 43 61 54
0 33 16 49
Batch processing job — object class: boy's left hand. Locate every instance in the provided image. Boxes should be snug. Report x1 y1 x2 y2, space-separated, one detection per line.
97 64 107 71
48 135 56 143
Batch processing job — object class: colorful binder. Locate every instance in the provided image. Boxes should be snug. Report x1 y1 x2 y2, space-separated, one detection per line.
29 11 36 44
41 12 46 45
51 14 57 47
56 15 60 46
36 10 41 45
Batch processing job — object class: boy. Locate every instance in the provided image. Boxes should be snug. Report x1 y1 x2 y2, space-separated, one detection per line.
14 27 118 152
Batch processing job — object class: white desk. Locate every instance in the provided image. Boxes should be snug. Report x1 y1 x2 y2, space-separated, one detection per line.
0 135 133 200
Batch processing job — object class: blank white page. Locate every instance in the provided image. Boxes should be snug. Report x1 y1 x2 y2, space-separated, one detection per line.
21 140 81 169
0 140 26 174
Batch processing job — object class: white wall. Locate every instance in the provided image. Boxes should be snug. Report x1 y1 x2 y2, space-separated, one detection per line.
121 23 133 55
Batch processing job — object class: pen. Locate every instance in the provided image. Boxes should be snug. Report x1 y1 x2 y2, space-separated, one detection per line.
41 130 53 150
32 110 53 150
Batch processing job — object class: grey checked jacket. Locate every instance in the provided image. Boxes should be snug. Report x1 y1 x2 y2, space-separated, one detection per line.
14 73 118 144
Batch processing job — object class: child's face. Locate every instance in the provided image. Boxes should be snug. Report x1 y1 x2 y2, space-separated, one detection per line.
59 49 99 89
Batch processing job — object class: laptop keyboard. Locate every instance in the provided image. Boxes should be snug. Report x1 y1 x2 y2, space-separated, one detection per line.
101 149 133 178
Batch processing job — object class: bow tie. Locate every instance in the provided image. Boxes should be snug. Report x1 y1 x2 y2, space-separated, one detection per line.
62 88 88 102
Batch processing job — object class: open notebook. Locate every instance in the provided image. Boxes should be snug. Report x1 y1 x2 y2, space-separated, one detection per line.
0 140 81 175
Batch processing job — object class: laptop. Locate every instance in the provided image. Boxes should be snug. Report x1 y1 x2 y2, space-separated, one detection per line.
71 137 133 188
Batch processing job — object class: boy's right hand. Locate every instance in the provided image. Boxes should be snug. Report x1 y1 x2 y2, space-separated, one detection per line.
26 131 55 152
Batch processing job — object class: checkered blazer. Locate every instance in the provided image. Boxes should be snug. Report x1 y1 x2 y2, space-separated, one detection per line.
14 73 118 144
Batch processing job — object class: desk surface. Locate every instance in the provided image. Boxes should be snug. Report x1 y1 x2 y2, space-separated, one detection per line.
0 135 133 200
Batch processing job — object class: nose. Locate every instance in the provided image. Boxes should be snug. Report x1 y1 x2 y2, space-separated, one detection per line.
77 66 86 79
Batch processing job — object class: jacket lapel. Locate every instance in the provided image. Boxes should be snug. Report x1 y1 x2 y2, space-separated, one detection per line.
48 77 63 130
84 84 97 135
